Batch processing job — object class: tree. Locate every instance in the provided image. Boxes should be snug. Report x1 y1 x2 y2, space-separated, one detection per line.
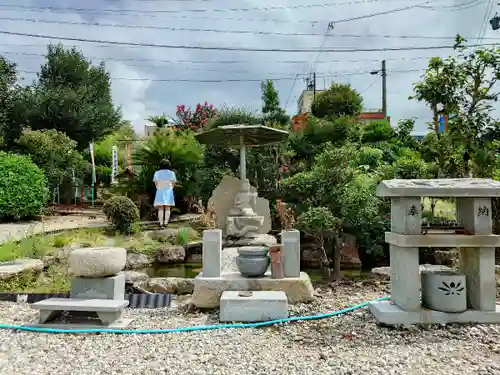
0 55 20 147
175 102 216 131
361 120 394 144
92 122 137 185
394 119 418 150
17 44 122 150
311 83 363 120
411 36 500 176
261 80 289 125
17 128 87 203
147 114 170 128
283 145 380 280
133 128 204 215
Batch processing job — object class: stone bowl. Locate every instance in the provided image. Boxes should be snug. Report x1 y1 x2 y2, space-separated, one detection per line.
421 270 467 313
69 247 127 278
236 246 270 278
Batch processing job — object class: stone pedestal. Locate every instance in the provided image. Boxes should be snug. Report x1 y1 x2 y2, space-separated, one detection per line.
71 272 125 300
281 230 301 278
192 271 314 308
202 229 222 278
31 247 132 328
371 178 500 326
219 291 288 322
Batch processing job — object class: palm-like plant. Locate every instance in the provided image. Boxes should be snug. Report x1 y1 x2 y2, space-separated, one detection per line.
147 114 171 128
132 128 204 213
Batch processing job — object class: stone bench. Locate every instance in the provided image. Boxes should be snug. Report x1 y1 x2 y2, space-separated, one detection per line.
31 298 129 326
219 290 288 322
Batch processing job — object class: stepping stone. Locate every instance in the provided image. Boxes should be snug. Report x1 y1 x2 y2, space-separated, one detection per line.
219 291 288 322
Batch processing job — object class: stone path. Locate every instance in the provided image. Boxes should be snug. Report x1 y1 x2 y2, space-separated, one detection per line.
0 216 109 245
0 213 201 245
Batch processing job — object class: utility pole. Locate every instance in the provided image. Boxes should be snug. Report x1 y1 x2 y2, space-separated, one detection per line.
313 72 316 101
370 60 388 119
382 60 387 119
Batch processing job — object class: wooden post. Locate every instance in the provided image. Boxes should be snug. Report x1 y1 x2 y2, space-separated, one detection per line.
269 245 284 279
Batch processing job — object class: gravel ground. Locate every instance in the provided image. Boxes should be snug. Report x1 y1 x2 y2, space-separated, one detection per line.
1 281 500 375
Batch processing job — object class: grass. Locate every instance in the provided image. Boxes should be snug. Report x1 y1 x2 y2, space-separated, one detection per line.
0 228 108 263
0 223 203 293
0 264 71 293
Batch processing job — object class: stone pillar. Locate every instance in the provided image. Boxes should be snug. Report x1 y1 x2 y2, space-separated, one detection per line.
281 229 300 277
202 229 222 278
390 197 421 311
457 198 496 311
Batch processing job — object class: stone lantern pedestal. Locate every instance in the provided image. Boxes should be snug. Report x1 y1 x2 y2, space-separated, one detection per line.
370 178 500 326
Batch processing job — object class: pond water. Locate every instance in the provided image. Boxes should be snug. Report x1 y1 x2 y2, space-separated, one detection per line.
146 263 373 281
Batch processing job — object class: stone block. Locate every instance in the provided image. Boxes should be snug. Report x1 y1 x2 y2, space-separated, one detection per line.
281 230 300 278
219 291 288 322
71 272 125 300
202 229 222 277
459 247 496 311
69 247 126 277
208 175 271 235
192 272 314 308
370 300 500 326
148 277 195 294
226 234 277 247
0 259 44 281
390 197 421 234
389 245 420 311
377 178 500 198
457 197 493 234
385 232 500 248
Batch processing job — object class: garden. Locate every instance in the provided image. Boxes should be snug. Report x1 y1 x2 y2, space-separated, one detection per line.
2 39 500 295
2 37 500 375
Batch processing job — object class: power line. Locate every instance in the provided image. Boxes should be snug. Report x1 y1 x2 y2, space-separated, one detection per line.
0 0 442 31
420 0 488 10
5 16 497 40
16 68 425 82
284 74 301 109
0 0 416 15
0 50 455 65
477 0 495 44
4 17 499 41
1 30 495 52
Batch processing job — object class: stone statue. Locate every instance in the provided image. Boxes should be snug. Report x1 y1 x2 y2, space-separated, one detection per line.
228 179 258 217
226 179 264 238
226 215 264 238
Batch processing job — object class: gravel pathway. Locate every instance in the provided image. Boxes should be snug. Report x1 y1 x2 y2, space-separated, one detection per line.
1 281 500 375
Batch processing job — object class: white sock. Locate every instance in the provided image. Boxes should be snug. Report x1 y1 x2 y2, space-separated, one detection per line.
164 210 171 225
158 208 164 226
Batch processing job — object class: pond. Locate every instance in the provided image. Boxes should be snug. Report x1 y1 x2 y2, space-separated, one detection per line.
146 263 373 281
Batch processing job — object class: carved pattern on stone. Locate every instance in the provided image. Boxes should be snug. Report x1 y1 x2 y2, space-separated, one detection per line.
477 206 490 217
437 281 465 296
408 205 418 216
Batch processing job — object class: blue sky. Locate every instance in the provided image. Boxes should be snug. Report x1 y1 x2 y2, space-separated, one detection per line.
0 0 497 134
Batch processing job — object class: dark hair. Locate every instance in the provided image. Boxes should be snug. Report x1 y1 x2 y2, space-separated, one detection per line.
159 159 171 170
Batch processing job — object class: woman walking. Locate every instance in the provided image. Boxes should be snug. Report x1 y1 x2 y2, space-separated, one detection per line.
153 159 176 227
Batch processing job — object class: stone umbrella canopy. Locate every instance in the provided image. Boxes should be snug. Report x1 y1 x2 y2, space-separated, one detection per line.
195 124 289 182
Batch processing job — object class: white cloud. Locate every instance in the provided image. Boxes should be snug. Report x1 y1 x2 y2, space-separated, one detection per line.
0 0 497 134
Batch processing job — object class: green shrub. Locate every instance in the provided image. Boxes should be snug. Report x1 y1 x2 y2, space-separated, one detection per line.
0 152 48 220
103 195 139 233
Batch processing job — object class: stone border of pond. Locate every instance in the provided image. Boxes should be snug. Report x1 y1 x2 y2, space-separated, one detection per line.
0 292 172 309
